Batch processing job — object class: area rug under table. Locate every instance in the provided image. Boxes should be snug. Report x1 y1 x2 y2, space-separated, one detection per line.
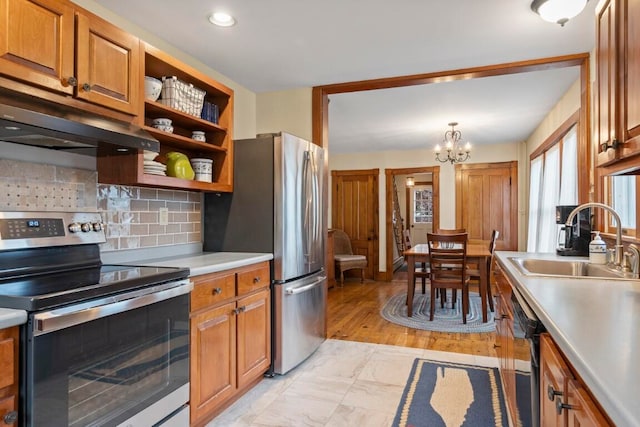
393 358 508 427
381 291 496 333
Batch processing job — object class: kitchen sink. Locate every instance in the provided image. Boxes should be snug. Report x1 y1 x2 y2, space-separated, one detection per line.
508 257 636 280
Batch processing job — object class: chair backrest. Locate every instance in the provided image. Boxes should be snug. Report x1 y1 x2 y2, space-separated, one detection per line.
427 233 468 282
333 229 354 255
403 229 412 250
489 229 500 253
436 228 466 235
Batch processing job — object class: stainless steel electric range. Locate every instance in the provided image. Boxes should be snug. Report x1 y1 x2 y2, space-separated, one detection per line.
0 211 192 427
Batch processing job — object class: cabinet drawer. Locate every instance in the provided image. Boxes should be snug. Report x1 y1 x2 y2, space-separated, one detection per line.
0 334 16 390
0 395 16 422
191 272 236 312
237 262 270 295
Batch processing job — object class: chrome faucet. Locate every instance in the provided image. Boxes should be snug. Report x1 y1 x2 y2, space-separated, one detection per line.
625 244 640 278
565 203 624 267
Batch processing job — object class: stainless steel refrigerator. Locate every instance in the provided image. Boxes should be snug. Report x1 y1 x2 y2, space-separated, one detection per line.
203 132 326 375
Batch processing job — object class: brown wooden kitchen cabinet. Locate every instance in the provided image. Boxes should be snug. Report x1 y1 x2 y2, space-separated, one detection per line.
189 261 270 427
97 42 234 193
0 326 19 425
0 0 140 116
595 0 640 174
539 334 611 427
493 262 519 424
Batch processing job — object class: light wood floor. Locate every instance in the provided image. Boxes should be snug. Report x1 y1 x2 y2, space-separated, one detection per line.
326 273 499 358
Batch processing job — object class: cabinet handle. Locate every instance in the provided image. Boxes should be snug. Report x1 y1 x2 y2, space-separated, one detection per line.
3 411 18 424
232 306 246 315
64 76 78 87
253 276 261 284
493 343 501 348
82 83 92 92
547 384 563 401
212 287 222 295
555 397 572 415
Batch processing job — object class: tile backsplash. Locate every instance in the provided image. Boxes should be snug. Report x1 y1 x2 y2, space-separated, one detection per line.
0 159 201 252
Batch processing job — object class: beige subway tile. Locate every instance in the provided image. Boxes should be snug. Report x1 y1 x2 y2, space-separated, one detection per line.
173 190 189 202
140 235 158 247
157 234 174 246
166 224 180 233
149 200 166 211
180 223 194 233
140 212 159 224
119 236 140 249
188 212 201 222
157 189 174 201
188 192 201 203
194 222 201 233
139 188 158 200
188 232 201 243
170 212 188 223
174 233 188 244
149 224 167 235
131 223 149 236
131 199 149 211
166 201 182 211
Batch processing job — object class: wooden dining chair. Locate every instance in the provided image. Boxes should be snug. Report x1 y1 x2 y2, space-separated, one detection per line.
467 230 500 312
436 228 466 234
427 232 470 324
403 230 429 294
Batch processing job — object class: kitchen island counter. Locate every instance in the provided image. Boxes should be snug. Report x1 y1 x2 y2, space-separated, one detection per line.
495 251 640 427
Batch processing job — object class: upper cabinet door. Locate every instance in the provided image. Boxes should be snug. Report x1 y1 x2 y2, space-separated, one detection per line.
620 0 640 151
75 12 140 115
0 0 75 94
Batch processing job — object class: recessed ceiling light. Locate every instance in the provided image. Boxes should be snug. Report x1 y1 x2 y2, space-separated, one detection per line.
208 12 236 27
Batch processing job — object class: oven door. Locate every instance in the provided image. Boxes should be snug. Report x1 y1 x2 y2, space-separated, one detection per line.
23 280 192 427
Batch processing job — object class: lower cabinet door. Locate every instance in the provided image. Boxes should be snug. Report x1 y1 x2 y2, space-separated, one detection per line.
190 301 236 423
566 380 610 427
236 289 271 388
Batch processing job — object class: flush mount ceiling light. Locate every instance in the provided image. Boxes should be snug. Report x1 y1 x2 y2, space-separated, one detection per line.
405 177 415 187
208 12 236 27
531 0 588 26
434 122 471 164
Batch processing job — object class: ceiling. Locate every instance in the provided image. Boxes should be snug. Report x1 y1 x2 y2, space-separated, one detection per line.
94 0 597 153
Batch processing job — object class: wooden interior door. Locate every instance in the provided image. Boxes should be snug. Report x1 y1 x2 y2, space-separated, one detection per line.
455 161 517 250
331 169 378 280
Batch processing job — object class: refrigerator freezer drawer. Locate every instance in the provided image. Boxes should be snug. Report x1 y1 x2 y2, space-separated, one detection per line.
273 272 326 374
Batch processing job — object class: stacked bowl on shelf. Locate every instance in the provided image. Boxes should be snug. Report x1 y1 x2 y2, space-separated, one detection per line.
143 150 167 176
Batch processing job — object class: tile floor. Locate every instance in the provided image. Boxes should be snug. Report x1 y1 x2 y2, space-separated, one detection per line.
206 339 503 427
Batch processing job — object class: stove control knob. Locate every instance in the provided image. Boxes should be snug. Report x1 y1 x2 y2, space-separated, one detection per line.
80 223 92 232
92 222 103 232
68 223 81 233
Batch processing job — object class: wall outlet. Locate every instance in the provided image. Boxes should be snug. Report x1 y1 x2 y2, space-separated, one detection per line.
159 207 169 225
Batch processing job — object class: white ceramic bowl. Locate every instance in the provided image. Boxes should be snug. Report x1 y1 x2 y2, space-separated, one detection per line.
143 150 158 161
144 76 162 101
152 118 172 126
153 124 173 133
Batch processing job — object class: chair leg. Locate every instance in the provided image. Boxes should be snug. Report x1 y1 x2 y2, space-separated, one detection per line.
360 268 365 283
340 270 344 286
430 286 436 321
421 276 426 294
440 288 445 308
452 289 457 309
462 288 469 324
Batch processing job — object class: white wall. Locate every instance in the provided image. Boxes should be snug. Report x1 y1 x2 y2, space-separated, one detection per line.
72 0 257 139
329 142 523 271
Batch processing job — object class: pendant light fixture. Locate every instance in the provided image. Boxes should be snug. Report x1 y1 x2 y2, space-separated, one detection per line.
434 122 471 164
531 0 588 26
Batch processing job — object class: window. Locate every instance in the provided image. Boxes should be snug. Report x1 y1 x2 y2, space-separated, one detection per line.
413 187 433 223
528 125 578 252
604 175 637 237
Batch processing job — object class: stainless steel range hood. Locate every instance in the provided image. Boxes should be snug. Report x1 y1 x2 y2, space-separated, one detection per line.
0 90 159 155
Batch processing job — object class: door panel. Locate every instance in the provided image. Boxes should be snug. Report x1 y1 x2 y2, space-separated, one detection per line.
456 162 517 250
331 169 378 279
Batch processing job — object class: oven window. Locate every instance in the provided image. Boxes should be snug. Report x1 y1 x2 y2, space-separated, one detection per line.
27 294 189 427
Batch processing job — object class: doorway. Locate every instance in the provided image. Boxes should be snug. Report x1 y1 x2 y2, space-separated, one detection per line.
384 166 440 281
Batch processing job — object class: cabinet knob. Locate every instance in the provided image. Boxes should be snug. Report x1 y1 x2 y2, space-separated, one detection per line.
555 397 572 415
547 385 563 401
253 276 261 284
3 411 18 424
232 306 246 315
64 76 78 87
82 83 92 92
212 287 222 295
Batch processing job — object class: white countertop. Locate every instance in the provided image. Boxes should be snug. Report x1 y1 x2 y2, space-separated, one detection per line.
495 251 640 427
128 252 273 276
0 308 27 329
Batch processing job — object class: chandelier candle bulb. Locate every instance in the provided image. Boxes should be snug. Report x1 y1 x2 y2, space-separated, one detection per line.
434 144 441 154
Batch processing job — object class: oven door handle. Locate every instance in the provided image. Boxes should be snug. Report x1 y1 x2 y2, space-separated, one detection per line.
32 280 193 336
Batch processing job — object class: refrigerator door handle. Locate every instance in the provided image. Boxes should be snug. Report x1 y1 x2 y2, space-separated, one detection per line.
285 276 327 295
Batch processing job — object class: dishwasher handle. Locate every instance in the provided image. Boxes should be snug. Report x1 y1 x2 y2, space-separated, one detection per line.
285 276 326 295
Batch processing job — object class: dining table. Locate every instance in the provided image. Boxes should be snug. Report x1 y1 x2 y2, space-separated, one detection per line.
403 243 492 322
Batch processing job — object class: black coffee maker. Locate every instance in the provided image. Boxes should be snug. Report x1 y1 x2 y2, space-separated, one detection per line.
556 205 591 256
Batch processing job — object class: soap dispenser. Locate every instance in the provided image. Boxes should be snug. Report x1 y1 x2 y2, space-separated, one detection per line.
589 231 607 264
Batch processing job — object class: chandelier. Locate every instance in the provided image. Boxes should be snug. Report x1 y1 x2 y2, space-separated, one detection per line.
434 122 471 164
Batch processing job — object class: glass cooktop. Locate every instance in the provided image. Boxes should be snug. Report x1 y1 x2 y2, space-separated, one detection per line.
0 264 189 311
